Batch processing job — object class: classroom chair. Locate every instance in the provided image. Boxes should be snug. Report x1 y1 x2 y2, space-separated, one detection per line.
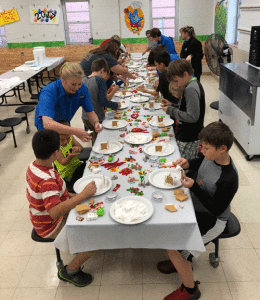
209 212 241 268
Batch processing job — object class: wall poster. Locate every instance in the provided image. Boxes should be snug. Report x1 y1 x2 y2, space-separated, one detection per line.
124 1 145 35
30 7 60 24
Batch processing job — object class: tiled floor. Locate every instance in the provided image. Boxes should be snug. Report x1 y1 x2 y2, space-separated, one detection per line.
0 75 260 300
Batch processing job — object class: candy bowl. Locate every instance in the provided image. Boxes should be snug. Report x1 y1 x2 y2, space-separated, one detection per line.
152 191 164 202
106 191 118 202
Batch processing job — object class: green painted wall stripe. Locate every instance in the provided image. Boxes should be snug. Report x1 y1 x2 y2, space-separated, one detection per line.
94 37 147 45
179 35 209 42
8 41 65 49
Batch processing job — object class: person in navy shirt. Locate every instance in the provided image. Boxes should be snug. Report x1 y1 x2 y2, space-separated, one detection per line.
35 62 102 143
150 28 178 56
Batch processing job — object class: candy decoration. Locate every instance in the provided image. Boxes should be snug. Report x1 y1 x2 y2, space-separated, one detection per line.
101 159 126 170
131 128 149 133
97 208 105 217
113 184 121 191
119 168 133 176
127 187 144 196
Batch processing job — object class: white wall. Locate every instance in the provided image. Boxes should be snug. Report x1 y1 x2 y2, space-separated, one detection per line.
1 0 65 44
238 0 260 52
179 0 215 36
90 0 120 40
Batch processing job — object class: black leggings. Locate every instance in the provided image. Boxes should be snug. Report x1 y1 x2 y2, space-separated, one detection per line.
64 162 86 192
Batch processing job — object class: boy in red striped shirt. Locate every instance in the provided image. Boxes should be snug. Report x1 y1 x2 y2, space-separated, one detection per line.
26 129 97 287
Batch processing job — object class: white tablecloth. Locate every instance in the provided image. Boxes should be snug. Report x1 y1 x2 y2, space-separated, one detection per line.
54 114 205 258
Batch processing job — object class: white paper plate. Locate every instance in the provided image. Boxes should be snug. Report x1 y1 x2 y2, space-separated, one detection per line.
129 78 144 84
132 57 143 61
93 140 123 154
144 102 162 110
111 101 128 109
130 96 150 103
149 117 174 127
144 142 175 156
149 169 182 189
138 72 148 77
115 91 132 98
74 175 112 195
125 133 152 144
110 196 154 225
138 91 152 97
128 65 141 69
103 119 128 130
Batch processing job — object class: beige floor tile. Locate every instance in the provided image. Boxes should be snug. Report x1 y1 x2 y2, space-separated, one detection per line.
143 283 179 300
55 286 100 300
255 249 260 259
58 251 104 286
18 255 60 287
0 210 20 231
142 249 181 284
0 288 15 300
0 231 8 245
0 230 35 256
99 285 142 300
243 223 260 249
12 287 57 300
32 242 57 256
0 193 27 211
220 249 260 282
101 249 142 285
192 251 227 283
199 282 233 299
228 282 260 300
0 256 30 288
10 218 33 232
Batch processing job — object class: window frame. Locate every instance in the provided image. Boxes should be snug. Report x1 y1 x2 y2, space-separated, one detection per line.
61 0 93 45
0 6 8 48
234 0 242 45
149 0 179 40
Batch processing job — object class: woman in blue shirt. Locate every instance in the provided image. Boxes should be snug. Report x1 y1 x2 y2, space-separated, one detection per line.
35 62 102 143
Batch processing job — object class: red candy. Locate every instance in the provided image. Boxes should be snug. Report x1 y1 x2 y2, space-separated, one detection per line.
113 184 121 191
101 159 125 170
119 168 133 176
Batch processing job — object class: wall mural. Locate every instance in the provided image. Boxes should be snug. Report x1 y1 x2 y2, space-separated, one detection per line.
214 0 228 38
124 1 144 35
30 7 59 24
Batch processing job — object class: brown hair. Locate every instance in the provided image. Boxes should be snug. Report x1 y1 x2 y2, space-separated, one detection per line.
199 122 234 150
148 44 167 65
150 28 161 38
166 59 194 81
91 57 109 73
111 34 121 42
180 26 197 39
90 39 121 58
60 62 84 80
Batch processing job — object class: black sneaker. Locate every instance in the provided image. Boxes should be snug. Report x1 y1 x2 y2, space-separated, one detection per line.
58 265 93 287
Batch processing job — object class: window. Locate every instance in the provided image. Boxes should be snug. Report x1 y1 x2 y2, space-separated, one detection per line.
62 0 92 45
0 6 7 48
150 0 178 39
234 0 242 44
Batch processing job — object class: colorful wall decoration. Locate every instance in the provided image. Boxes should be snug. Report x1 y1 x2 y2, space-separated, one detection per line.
124 1 144 35
214 1 228 38
0 9 20 26
30 7 60 25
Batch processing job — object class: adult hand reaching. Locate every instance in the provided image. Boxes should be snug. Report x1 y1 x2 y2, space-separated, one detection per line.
95 122 103 133
75 128 92 143
160 98 171 107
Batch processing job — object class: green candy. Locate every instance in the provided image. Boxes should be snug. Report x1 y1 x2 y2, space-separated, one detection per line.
97 208 104 217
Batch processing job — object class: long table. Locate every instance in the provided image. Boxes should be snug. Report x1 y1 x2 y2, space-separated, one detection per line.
54 59 205 257
0 57 65 106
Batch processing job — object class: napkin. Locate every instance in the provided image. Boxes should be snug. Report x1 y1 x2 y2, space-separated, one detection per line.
0 77 22 90
114 200 148 223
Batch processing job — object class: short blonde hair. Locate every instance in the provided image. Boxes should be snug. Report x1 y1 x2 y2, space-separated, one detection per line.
60 62 84 80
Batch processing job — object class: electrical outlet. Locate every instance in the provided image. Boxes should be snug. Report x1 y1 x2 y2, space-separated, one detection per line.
130 47 133 51
21 51 24 56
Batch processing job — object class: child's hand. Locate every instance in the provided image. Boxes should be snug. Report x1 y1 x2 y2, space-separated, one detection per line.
113 85 120 92
72 146 81 155
82 181 97 197
176 158 189 169
181 175 194 188
117 102 121 109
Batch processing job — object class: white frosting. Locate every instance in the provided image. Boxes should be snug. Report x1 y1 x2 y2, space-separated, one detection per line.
86 212 98 221
91 167 101 174
127 134 150 143
114 200 148 223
